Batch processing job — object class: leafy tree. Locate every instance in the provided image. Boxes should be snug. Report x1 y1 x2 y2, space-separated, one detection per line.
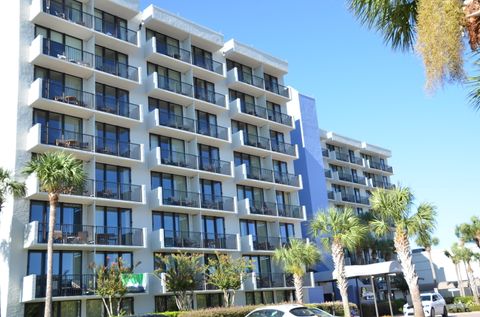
455 216 480 248
415 233 439 288
273 239 321 304
154 252 205 311
369 186 436 317
448 243 480 304
310 207 367 317
0 167 26 211
23 152 85 317
205 253 252 307
94 257 137 317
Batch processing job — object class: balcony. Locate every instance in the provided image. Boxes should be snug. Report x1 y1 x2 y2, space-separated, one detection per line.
195 122 230 145
28 79 94 119
350 155 364 166
200 194 236 212
277 204 304 219
226 68 265 97
151 229 239 251
237 199 306 221
330 150 349 163
30 0 94 40
22 272 148 302
232 131 272 157
26 176 95 205
368 160 394 174
192 56 224 81
30 36 94 79
267 109 293 128
94 56 139 90
95 180 144 204
229 99 293 131
194 86 226 110
146 72 193 106
148 148 199 177
95 95 141 126
27 124 94 161
265 81 290 99
149 187 200 212
198 158 232 178
235 165 274 188
247 272 313 290
93 16 138 52
271 140 298 159
370 179 394 189
95 137 143 165
274 172 302 190
24 221 147 251
146 109 196 141
144 38 191 73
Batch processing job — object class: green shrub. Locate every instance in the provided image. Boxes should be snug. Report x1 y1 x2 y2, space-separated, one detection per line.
454 296 475 305
306 302 358 316
162 312 182 317
176 305 260 317
470 305 480 311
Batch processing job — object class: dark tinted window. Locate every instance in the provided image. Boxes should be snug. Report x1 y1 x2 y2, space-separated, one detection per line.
290 307 316 316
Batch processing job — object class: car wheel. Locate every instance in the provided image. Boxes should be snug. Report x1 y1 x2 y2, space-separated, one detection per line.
442 306 448 317
431 308 435 317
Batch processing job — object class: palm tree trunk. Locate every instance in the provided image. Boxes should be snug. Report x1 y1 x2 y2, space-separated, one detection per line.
394 230 424 317
44 193 58 317
426 248 438 289
465 261 480 304
293 273 304 304
332 241 351 317
455 263 465 297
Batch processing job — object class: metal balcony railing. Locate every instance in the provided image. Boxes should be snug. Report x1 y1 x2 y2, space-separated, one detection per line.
200 194 235 211
41 38 93 67
160 149 198 170
156 74 193 97
271 140 296 156
196 122 229 141
253 236 281 251
277 204 303 219
256 273 294 288
267 109 292 126
194 87 226 107
94 17 137 44
244 133 271 150
95 137 141 160
155 42 191 63
95 180 142 202
157 111 195 133
265 82 289 98
237 69 264 89
39 126 94 151
95 95 140 120
95 56 138 81
246 166 274 183
198 158 231 175
274 172 299 187
250 201 277 216
193 56 223 75
241 102 268 119
41 80 94 109
161 189 200 208
163 230 237 249
43 0 93 28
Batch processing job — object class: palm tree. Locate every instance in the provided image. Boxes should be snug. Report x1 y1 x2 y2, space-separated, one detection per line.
369 186 436 317
456 216 480 248
273 239 321 304
0 167 26 211
310 207 367 317
23 152 85 317
450 243 480 304
444 249 466 297
415 233 439 289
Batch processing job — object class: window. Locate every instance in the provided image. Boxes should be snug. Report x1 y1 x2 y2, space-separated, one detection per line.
192 46 214 70
279 223 295 244
34 66 83 104
226 59 253 84
86 298 133 316
95 163 131 199
155 295 178 312
33 108 83 147
95 45 129 78
30 201 82 243
237 185 264 203
151 172 187 193
273 160 288 175
196 110 218 136
152 211 189 233
147 63 182 91
245 291 275 305
146 29 182 59
203 216 225 239
95 206 132 245
196 293 223 309
266 101 282 120
276 191 291 207
234 152 261 170
94 252 132 269
231 120 258 139
25 300 81 317
150 134 185 153
194 77 216 103
264 73 280 93
243 255 271 274
95 83 129 116
35 25 83 62
95 122 130 156
148 97 183 117
94 9 129 41
198 144 220 170
230 89 256 110
289 308 315 316
200 179 223 202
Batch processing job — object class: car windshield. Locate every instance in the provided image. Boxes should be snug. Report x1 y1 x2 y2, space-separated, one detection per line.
290 308 316 316
421 295 432 301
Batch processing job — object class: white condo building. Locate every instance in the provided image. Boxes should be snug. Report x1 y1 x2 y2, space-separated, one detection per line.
0 1 313 316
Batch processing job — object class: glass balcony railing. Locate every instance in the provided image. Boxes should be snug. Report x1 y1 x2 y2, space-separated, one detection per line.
267 109 292 126
95 180 142 202
155 42 191 63
38 179 94 197
43 0 93 28
244 133 271 150
265 82 290 98
274 172 300 187
198 158 231 175
196 122 229 141
160 149 198 170
370 160 394 173
256 273 294 288
94 17 137 44
39 126 94 151
95 56 138 81
341 194 356 203
250 201 277 216
277 204 303 219
95 95 140 120
157 111 195 133
41 80 94 109
163 230 237 249
156 74 193 97
95 137 141 160
36 223 143 246
236 69 264 89
335 151 350 162
34 274 97 298
350 156 364 166
41 38 94 67
253 236 281 251
194 87 226 107
246 166 274 183
200 194 235 211
193 56 223 75
241 102 268 119
337 171 353 182
161 189 200 208
271 140 296 156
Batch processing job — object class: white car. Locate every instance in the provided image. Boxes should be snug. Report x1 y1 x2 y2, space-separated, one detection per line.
246 304 317 317
403 292 448 317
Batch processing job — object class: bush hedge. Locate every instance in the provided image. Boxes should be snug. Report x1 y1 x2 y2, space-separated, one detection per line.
306 302 358 316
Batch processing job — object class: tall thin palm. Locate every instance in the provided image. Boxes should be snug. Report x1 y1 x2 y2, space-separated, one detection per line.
370 186 436 317
273 239 321 304
23 152 85 317
310 207 367 317
455 216 480 249
449 243 480 304
415 234 439 289
444 249 466 297
0 167 26 210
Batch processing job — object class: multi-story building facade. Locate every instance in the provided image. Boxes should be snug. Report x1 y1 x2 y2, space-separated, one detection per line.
1 1 312 316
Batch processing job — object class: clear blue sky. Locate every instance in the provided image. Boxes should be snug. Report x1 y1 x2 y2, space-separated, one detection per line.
140 0 480 250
